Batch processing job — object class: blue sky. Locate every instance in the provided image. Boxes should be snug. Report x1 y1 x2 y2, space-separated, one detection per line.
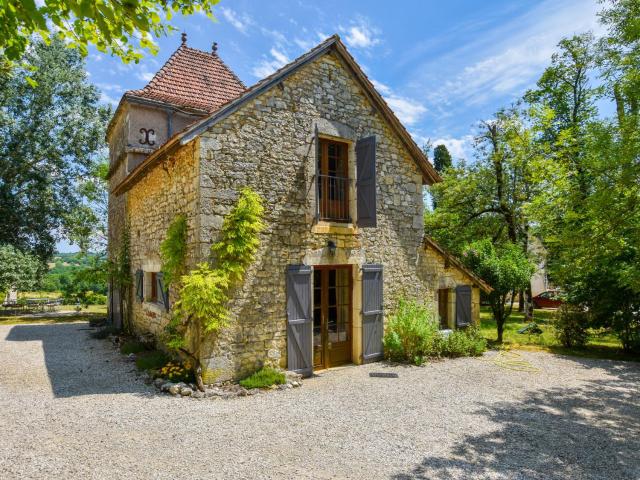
59 0 603 252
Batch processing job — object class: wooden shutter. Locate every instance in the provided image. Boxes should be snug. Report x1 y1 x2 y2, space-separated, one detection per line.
456 285 472 328
286 265 313 377
356 136 377 227
362 264 383 362
135 269 143 302
157 272 170 311
314 126 320 222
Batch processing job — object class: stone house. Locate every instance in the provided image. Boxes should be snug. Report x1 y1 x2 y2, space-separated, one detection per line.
107 34 491 381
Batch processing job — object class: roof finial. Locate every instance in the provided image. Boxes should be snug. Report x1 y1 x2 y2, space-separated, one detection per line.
212 42 218 54
181 32 187 45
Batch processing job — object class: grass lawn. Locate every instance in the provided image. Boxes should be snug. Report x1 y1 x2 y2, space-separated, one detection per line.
0 304 107 325
480 306 639 362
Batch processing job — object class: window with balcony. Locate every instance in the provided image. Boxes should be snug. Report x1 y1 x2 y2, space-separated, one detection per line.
317 139 350 222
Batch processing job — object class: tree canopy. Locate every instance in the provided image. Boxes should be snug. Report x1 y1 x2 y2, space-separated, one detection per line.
0 0 220 64
0 244 41 294
433 144 452 174
0 38 109 260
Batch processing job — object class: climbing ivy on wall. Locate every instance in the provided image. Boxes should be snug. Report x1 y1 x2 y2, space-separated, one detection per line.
163 188 265 389
159 214 187 287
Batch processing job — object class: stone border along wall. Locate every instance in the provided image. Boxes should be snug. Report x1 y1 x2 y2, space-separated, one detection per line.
126 139 201 337
196 51 441 382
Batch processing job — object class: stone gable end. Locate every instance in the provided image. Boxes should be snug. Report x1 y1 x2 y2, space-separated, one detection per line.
196 52 432 380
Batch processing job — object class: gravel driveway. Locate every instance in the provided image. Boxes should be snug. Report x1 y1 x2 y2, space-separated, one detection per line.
1 322 638 480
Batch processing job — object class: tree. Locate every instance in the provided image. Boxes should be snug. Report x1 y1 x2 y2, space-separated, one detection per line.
525 1 640 351
0 39 109 260
463 240 535 343
425 108 540 256
0 0 220 64
433 144 452 174
0 244 42 295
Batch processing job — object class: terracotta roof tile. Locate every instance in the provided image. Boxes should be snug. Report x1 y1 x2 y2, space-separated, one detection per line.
126 44 245 112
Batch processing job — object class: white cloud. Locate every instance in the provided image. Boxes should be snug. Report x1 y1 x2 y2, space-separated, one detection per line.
100 92 120 107
341 19 380 50
372 80 426 126
252 48 290 78
424 0 603 107
136 71 154 82
431 135 475 162
220 7 253 34
96 82 122 93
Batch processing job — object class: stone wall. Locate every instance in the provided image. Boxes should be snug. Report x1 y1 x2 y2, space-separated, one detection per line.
126 140 201 337
195 51 438 381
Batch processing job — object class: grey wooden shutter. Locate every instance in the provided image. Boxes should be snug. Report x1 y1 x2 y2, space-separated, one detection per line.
362 264 383 362
157 272 170 311
314 126 320 222
135 269 143 302
456 285 472 328
356 136 377 228
286 265 313 377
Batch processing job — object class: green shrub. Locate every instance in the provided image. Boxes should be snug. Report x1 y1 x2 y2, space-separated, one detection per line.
553 304 590 348
441 327 486 357
239 366 286 389
383 299 440 365
135 350 170 371
120 340 149 355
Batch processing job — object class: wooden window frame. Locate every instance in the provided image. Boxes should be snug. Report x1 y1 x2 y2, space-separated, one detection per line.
317 138 350 223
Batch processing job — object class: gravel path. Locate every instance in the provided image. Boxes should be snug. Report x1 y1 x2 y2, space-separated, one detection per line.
1 322 639 480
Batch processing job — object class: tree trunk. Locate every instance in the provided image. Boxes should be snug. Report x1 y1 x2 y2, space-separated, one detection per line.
526 284 534 321
497 317 504 343
518 290 525 312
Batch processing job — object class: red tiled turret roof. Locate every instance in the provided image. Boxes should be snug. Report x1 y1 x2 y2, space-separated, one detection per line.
126 43 246 112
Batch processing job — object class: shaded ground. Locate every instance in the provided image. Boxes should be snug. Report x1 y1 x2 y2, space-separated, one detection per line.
0 322 638 479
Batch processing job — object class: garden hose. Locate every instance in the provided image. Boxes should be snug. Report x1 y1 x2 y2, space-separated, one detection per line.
484 350 541 373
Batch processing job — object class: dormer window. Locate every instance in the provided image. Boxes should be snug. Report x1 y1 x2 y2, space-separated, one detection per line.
317 138 350 222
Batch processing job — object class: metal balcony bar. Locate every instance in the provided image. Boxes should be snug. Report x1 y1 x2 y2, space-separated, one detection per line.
317 174 350 222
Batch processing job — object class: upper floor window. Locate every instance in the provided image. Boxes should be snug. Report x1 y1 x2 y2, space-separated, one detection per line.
317 139 350 222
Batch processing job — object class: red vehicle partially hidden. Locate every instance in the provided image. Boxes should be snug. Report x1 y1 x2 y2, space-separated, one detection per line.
532 290 564 309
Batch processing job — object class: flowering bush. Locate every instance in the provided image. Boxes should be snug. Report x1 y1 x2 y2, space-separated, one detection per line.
159 360 194 382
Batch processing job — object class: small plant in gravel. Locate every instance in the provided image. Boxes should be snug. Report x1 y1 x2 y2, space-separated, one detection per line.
239 367 286 389
135 350 170 371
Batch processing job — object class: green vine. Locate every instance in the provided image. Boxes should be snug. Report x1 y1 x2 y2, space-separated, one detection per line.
107 221 131 331
162 188 265 387
160 214 187 287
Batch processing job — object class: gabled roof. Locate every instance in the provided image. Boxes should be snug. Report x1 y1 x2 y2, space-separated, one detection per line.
113 34 442 195
423 236 493 293
126 44 246 112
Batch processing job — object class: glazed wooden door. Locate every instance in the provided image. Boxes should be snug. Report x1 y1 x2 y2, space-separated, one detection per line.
313 266 352 369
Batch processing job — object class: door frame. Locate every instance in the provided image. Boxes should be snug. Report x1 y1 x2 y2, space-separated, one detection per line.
313 264 354 370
